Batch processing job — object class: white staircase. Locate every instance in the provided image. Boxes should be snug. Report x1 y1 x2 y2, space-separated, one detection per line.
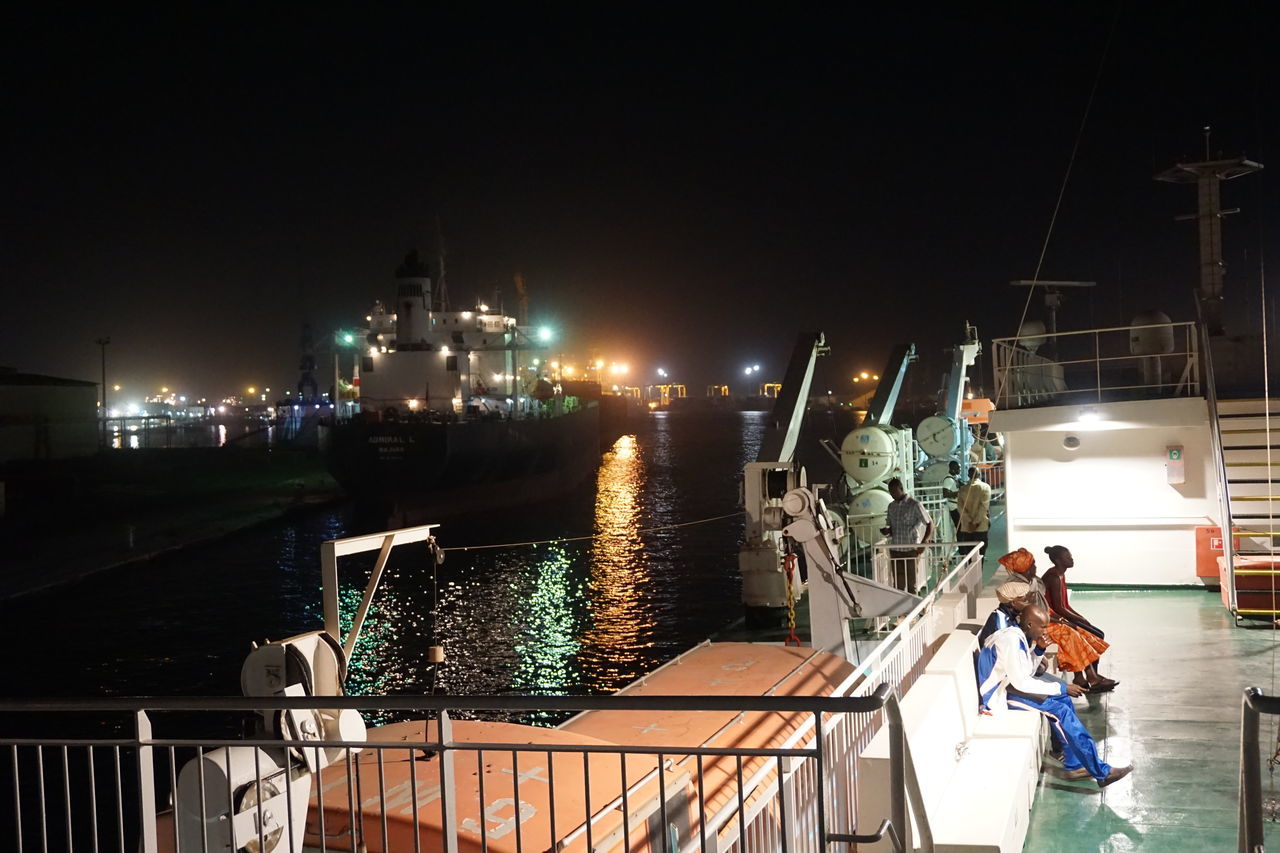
1218 399 1280 618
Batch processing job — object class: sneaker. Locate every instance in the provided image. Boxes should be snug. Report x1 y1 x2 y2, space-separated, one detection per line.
1098 765 1134 788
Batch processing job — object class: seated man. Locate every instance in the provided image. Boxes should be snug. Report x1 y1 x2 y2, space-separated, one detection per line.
977 604 1133 787
977 580 1032 647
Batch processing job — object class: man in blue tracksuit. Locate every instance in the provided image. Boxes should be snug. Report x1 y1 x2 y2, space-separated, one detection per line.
977 604 1134 787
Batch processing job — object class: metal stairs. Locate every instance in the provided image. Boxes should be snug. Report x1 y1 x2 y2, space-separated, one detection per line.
1219 398 1280 619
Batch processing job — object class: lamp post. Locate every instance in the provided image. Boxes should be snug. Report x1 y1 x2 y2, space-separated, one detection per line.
95 336 110 448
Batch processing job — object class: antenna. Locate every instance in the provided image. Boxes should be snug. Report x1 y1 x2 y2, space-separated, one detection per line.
1155 143 1264 336
434 215 451 312
1009 280 1096 359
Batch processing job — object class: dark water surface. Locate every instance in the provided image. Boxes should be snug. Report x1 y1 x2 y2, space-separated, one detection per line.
2 412 765 700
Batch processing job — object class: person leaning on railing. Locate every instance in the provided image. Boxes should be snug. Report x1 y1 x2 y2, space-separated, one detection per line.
881 476 934 595
998 548 1118 694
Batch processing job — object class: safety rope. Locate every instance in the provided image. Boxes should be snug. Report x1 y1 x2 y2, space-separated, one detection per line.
438 511 745 552
783 553 802 647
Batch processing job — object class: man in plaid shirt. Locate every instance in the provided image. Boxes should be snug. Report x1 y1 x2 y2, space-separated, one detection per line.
881 477 934 592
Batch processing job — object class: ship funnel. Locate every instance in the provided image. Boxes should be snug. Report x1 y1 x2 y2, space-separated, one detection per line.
395 251 432 346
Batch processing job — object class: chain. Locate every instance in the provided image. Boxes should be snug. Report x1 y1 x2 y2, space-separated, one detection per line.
783 553 801 647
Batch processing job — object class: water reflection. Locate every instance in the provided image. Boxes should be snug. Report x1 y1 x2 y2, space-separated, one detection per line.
2 414 771 708
580 435 653 691
510 543 583 693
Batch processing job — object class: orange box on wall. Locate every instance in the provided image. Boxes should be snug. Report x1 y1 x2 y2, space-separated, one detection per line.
1196 525 1238 581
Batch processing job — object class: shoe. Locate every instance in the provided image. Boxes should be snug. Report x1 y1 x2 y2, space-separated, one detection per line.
1062 767 1092 781
1086 682 1118 694
1049 748 1065 763
1091 677 1120 689
1098 765 1134 788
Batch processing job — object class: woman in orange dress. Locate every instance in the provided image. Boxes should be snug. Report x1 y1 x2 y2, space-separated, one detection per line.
998 547 1118 692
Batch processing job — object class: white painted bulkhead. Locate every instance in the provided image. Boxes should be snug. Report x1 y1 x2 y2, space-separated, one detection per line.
990 396 1219 586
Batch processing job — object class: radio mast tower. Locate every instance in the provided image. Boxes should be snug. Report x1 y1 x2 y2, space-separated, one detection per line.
1155 127 1263 336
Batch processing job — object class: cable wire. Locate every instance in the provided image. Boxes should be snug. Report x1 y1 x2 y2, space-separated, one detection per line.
994 6 1121 404
439 511 746 553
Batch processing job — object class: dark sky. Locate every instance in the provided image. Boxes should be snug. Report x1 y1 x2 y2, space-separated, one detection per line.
2 5 1275 401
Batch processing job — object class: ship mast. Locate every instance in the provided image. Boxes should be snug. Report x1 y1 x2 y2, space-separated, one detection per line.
1155 128 1263 336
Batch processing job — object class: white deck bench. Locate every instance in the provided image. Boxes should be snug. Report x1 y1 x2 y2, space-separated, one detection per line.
855 628 1044 852
925 630 1046 805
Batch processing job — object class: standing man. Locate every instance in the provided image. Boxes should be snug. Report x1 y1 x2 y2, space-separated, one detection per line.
958 466 992 558
941 460 963 535
881 477 934 593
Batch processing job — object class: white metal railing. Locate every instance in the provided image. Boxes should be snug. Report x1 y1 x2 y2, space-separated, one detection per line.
0 690 913 853
992 321 1201 409
852 542 983 682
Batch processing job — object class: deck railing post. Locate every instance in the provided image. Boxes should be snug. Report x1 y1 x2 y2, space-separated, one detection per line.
135 710 158 853
814 709 828 849
888 698 909 853
1240 688 1263 852
439 710 459 853
321 540 340 642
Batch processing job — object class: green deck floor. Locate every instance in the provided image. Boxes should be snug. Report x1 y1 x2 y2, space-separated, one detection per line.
1019 589 1280 851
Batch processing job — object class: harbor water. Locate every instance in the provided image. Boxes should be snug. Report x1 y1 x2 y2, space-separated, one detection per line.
1 412 767 703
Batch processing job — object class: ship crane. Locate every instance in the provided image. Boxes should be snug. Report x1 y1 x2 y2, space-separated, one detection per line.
738 334 923 644
915 324 982 506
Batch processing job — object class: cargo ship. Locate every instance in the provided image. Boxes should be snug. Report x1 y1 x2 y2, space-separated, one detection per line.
326 252 601 519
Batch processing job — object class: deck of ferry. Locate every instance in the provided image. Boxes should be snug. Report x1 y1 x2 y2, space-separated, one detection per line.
984 508 1279 850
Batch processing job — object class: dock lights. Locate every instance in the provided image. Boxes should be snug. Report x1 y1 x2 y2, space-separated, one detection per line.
744 364 761 376
538 327 554 343
657 368 668 378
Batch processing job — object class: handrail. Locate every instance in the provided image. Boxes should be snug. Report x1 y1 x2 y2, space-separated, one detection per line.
992 320 1201 409
992 319 1200 343
1239 687 1280 852
0 688 892 715
1 686 910 853
1199 317 1238 610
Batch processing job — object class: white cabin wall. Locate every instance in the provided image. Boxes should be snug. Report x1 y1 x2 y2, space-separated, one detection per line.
359 351 463 413
996 397 1216 586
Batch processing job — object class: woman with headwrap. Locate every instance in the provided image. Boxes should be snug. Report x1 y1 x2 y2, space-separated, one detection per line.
998 548 1117 692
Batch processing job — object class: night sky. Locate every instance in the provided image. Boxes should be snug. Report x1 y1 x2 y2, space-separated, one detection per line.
3 5 1275 401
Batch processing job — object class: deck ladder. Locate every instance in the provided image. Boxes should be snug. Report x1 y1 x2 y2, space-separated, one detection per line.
1218 398 1280 620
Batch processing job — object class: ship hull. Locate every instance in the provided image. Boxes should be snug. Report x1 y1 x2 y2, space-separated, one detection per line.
326 405 601 520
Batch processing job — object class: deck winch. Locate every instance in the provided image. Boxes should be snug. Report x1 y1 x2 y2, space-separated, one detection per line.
176 630 367 853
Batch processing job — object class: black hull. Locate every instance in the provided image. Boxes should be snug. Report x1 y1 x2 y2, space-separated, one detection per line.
327 405 601 520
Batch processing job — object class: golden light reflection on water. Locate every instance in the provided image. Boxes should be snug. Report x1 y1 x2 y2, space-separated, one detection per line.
581 434 653 690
